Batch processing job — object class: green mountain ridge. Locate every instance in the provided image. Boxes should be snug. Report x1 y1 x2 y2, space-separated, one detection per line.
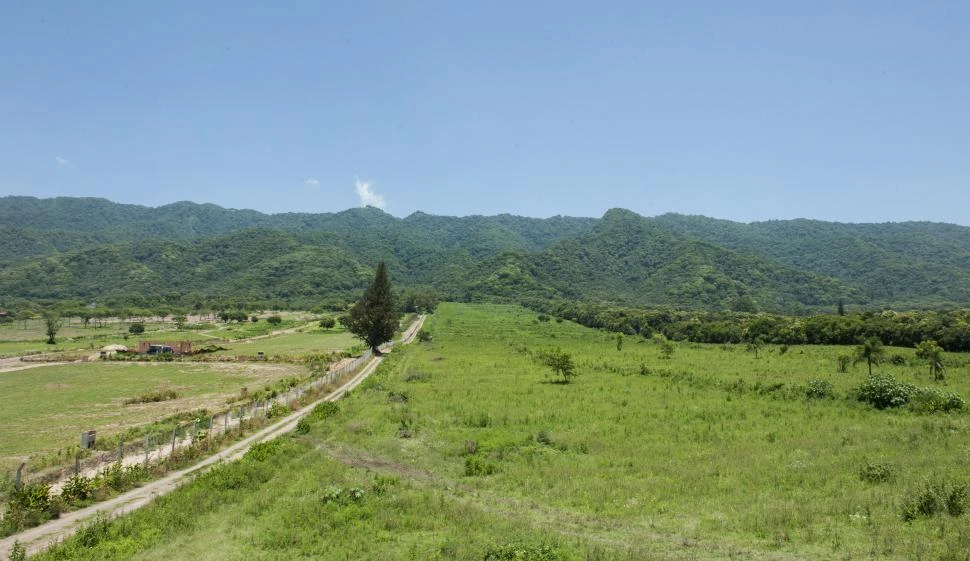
0 196 967 311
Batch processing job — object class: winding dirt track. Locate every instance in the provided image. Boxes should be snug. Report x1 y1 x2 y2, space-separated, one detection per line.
0 316 425 559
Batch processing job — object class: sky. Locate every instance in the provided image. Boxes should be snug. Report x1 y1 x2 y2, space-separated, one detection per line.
1 1 969 224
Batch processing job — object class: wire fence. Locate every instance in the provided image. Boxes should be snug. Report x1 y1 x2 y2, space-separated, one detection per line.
15 317 422 493
21 346 382 491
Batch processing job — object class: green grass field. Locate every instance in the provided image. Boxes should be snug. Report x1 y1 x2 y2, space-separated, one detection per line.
0 361 312 470
202 328 359 358
31 303 970 559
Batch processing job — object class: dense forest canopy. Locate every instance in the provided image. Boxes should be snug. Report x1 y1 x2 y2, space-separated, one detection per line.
1 196 969 315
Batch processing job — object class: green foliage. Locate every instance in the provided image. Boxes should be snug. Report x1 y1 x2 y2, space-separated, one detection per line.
482 542 563 561
805 379 834 400
536 348 576 383
244 438 284 462
43 310 62 344
915 339 946 380
128 322 145 334
307 401 340 422
8 196 970 314
653 333 674 359
465 455 499 476
416 329 433 342
318 316 336 329
295 418 311 434
347 261 398 351
61 474 95 502
853 337 886 376
856 373 915 409
266 402 290 419
856 373 964 413
836 353 851 373
858 461 896 484
124 389 179 405
901 479 968 521
266 315 282 325
321 484 366 505
8 540 26 561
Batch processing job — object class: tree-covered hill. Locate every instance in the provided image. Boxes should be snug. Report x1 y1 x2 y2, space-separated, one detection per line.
1 195 969 312
652 213 970 309
466 209 853 312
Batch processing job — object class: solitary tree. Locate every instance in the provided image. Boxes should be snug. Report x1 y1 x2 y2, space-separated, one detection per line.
539 348 576 384
853 336 886 376
915 339 945 380
347 262 398 353
318 316 336 330
653 333 674 359
746 336 765 359
44 311 62 345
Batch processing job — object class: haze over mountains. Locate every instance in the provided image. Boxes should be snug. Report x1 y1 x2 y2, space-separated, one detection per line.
2 196 969 312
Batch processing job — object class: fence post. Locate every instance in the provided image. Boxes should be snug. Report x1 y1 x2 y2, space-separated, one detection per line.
15 462 25 490
171 426 177 454
118 441 124 463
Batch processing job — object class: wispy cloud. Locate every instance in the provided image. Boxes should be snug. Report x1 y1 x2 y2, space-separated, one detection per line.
355 177 385 209
55 156 69 166
304 178 319 186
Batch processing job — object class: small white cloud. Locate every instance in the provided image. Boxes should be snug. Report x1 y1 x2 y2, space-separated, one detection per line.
355 177 385 209
55 156 69 166
304 178 319 186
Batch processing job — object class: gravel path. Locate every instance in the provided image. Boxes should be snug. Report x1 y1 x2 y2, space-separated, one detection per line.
0 316 425 559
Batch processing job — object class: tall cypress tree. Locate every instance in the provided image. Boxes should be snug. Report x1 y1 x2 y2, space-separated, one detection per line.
347 261 398 352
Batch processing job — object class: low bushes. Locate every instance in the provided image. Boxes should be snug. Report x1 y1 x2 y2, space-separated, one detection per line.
856 373 964 413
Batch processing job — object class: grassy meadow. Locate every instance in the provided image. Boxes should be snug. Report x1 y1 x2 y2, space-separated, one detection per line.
0 361 308 469
31 303 970 560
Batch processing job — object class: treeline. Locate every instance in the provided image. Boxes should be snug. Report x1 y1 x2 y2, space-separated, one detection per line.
528 299 970 352
0 287 439 328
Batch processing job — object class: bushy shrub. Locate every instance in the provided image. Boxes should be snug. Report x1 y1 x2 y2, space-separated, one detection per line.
465 456 498 476
321 484 366 505
61 474 95 502
805 379 835 400
266 402 290 419
245 438 284 462
128 323 145 335
858 460 895 483
295 418 311 434
909 387 965 413
856 373 915 409
901 480 968 521
307 401 340 421
417 330 433 342
483 542 562 560
856 373 965 413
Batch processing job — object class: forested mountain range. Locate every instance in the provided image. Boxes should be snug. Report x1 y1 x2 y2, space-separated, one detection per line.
1 195 968 312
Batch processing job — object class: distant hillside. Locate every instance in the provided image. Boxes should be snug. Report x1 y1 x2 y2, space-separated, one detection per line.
1 195 968 312
652 213 970 309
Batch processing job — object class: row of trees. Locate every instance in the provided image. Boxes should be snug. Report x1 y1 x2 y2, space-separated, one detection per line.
527 298 970 352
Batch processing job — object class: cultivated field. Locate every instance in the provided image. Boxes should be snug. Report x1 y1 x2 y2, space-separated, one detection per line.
0 321 357 473
29 303 970 559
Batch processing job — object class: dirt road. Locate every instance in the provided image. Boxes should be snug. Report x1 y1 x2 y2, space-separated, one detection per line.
0 316 425 559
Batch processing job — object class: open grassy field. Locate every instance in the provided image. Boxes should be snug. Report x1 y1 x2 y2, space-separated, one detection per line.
0 314 322 357
31 303 970 560
202 328 359 358
0 361 310 470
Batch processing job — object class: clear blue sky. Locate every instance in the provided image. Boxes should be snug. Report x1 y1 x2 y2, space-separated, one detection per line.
2 1 968 224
